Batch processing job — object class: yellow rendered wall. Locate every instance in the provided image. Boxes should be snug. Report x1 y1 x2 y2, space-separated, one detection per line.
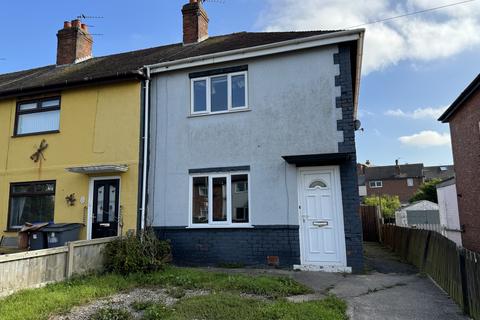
0 81 141 239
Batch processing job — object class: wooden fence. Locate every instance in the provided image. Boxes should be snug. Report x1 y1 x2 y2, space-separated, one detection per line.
360 205 380 242
0 237 117 297
381 224 480 319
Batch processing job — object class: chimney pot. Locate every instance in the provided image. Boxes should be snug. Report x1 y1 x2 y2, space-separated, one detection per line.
63 21 72 29
182 0 209 45
71 19 81 28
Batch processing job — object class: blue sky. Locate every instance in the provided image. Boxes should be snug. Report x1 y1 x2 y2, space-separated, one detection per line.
1 0 479 166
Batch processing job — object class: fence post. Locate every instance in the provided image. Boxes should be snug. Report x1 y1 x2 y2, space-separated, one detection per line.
421 231 431 272
458 249 470 315
66 241 75 278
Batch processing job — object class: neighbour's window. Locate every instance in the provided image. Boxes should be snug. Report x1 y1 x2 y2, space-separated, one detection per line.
369 181 383 188
191 172 249 226
407 178 414 187
15 97 61 136
191 71 248 114
8 181 55 229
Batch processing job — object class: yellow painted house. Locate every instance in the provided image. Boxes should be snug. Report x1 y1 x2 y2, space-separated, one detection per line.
0 20 148 242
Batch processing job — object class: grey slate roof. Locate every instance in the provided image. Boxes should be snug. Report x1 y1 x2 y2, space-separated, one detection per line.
365 164 424 180
423 165 455 181
0 31 336 99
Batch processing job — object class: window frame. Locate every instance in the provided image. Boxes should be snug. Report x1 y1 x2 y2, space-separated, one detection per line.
7 180 56 231
369 180 383 188
14 97 61 137
190 71 249 115
188 171 251 228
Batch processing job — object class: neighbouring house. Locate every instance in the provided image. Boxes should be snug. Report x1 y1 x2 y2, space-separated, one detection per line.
361 161 454 204
423 165 455 181
436 178 462 246
364 161 424 203
439 73 480 252
395 200 440 226
148 0 365 272
0 20 149 242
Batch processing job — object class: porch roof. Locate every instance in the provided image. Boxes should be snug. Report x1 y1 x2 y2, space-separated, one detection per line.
65 164 129 174
282 153 352 166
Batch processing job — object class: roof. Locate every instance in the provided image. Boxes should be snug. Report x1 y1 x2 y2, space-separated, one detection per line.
438 73 480 122
423 165 454 181
365 163 424 180
0 31 339 99
436 177 456 188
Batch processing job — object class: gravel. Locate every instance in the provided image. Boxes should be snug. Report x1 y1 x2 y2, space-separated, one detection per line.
49 288 209 320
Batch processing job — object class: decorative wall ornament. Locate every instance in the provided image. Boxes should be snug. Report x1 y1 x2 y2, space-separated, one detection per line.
30 139 48 163
65 193 76 206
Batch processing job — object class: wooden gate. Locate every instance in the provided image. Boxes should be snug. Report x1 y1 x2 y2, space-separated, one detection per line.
361 205 380 242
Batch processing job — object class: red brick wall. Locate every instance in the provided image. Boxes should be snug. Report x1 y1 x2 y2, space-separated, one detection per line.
56 20 93 65
366 178 423 203
449 89 480 252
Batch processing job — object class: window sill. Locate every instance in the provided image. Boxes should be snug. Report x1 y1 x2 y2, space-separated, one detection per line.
12 130 60 138
188 108 251 118
186 224 253 229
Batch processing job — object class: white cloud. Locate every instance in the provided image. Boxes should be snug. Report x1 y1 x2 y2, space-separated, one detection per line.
398 130 450 147
385 106 447 119
258 0 480 74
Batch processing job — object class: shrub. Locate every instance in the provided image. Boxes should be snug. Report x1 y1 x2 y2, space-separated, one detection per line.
104 229 171 275
89 307 132 320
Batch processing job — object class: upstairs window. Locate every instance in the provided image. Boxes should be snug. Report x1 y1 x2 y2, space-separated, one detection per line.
190 67 248 115
190 172 250 226
8 181 56 229
15 97 61 136
369 180 383 188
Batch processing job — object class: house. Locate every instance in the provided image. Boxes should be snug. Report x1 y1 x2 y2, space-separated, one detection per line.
395 200 440 226
439 73 480 252
148 0 365 272
364 161 424 203
0 20 150 241
436 178 462 246
423 165 455 182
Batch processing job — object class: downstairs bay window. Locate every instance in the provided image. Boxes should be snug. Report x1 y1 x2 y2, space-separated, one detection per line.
190 172 250 227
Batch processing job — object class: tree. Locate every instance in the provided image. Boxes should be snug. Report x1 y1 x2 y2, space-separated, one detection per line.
409 179 442 203
363 194 401 218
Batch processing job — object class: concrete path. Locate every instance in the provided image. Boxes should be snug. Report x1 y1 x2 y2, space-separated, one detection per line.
204 242 469 319
293 242 469 320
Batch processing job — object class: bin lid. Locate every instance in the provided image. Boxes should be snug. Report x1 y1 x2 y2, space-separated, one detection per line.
19 222 49 233
42 223 84 232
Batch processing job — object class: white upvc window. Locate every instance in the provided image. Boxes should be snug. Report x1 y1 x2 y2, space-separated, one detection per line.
407 178 414 187
369 180 383 188
191 71 248 115
189 172 250 227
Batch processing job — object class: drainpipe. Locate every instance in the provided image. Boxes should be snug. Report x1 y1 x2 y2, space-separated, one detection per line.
140 66 151 232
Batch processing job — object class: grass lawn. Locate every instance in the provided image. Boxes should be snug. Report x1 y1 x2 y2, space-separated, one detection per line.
0 267 347 320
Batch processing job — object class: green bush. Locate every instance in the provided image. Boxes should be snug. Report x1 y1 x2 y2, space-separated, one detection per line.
142 304 172 320
104 229 171 275
89 307 132 320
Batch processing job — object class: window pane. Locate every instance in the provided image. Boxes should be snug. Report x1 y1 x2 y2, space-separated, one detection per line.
41 99 60 108
211 76 228 112
35 183 55 193
109 185 117 222
9 195 55 228
212 177 227 221
231 74 246 108
17 110 60 135
193 80 207 112
231 175 249 223
192 177 208 224
19 102 37 111
97 186 105 223
12 184 34 193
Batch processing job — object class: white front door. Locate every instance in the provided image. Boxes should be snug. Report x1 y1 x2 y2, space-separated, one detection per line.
297 166 348 271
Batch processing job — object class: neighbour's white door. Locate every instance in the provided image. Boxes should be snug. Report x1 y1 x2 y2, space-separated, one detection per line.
298 167 347 267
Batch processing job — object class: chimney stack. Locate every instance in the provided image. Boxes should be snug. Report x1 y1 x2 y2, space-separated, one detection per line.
182 0 209 45
56 19 93 65
394 159 401 176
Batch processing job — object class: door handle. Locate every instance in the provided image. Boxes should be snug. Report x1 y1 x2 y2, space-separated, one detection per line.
313 221 329 227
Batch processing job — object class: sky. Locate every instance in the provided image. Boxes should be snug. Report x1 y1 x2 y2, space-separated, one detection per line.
1 0 479 166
